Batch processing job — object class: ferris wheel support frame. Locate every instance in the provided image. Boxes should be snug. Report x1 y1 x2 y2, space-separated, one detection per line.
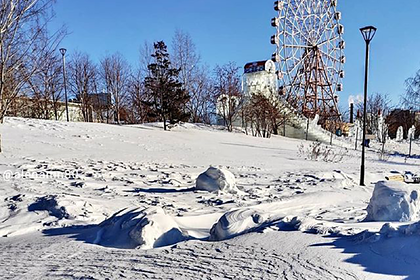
271 0 345 126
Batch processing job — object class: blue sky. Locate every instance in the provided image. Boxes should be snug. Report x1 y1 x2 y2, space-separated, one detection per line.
50 0 420 109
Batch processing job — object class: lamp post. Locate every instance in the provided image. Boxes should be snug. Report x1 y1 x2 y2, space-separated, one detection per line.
59 48 69 122
360 26 377 186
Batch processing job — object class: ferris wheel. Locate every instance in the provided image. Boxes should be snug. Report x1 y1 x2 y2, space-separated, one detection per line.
271 0 345 124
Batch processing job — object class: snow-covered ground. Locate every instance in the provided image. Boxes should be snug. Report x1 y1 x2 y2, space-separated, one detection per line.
1 117 420 279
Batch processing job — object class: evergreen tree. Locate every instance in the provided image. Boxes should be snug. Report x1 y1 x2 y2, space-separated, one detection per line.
144 41 190 130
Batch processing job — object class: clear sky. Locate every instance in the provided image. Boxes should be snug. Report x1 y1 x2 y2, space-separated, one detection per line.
50 0 420 109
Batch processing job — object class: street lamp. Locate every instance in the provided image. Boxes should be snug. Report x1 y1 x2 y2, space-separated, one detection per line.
59 48 69 122
359 26 377 186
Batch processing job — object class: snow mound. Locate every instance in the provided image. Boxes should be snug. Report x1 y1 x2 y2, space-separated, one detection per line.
95 207 188 249
28 195 70 219
278 216 350 236
365 181 420 222
209 208 265 241
376 221 420 239
196 166 238 193
355 221 420 243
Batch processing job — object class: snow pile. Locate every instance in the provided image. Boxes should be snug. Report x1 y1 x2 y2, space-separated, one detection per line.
408 125 416 140
95 207 188 249
278 216 349 236
28 195 70 219
396 126 404 142
376 221 420 239
356 221 420 243
196 166 238 193
365 181 420 222
209 208 265 241
320 170 355 188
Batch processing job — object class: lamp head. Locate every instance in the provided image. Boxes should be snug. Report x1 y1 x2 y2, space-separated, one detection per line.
360 26 377 43
59 48 67 56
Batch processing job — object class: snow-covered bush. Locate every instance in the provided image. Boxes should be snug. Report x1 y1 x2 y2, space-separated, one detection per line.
377 150 391 162
298 142 347 163
365 181 420 222
196 167 238 193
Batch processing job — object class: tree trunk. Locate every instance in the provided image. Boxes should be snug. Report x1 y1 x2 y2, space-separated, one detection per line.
163 115 167 131
382 141 385 156
0 114 3 152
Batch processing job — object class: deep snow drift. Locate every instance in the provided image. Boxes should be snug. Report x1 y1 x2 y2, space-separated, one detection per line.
209 208 266 241
94 207 188 249
365 181 420 222
1 117 420 280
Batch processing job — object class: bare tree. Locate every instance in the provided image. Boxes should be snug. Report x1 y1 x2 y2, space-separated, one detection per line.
171 30 199 93
213 62 242 132
270 97 295 136
0 0 57 120
403 70 420 138
242 94 272 138
0 0 64 151
139 41 153 78
187 66 214 123
374 95 392 142
356 92 392 136
126 70 149 124
100 53 131 124
403 70 420 111
386 109 415 139
27 28 65 120
124 41 156 124
68 51 97 122
378 117 389 160
171 30 213 123
244 92 295 137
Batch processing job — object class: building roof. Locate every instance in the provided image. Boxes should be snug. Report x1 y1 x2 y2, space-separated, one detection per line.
244 61 267 74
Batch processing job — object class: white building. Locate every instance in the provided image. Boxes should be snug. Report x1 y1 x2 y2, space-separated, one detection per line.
216 60 279 127
242 60 278 99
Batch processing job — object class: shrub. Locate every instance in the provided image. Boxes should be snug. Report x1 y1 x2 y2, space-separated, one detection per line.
298 142 347 163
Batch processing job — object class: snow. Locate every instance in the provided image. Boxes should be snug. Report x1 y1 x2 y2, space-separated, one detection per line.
1 117 420 279
408 125 416 140
396 126 404 142
94 207 188 249
196 166 238 193
365 181 420 222
28 195 70 220
209 208 266 241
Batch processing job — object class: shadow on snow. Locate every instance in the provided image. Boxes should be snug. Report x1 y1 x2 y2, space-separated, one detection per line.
312 234 420 280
